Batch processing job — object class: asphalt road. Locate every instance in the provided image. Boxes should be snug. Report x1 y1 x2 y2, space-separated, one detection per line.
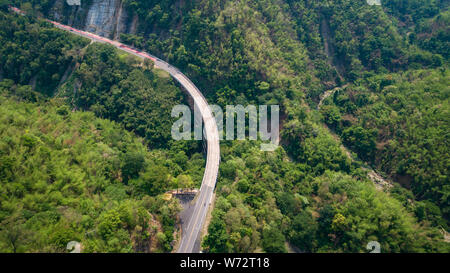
11 6 221 253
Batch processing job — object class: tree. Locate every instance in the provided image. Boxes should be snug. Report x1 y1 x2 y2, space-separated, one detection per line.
202 212 229 253
342 126 377 161
176 174 194 190
261 224 287 253
321 105 342 129
143 58 154 71
138 164 170 196
290 210 318 252
236 179 249 193
0 0 10 11
0 213 30 253
121 152 145 184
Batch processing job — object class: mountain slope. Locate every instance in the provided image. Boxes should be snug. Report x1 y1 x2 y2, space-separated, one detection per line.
1 1 449 252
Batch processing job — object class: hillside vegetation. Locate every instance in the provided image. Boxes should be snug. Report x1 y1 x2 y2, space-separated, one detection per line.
117 0 450 252
0 89 181 252
1 0 449 253
321 68 450 223
0 10 205 252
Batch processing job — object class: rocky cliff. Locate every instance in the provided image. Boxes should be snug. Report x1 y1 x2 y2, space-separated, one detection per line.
48 0 132 39
85 0 128 39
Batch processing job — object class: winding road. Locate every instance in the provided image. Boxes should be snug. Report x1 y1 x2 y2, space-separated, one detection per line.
10 6 220 253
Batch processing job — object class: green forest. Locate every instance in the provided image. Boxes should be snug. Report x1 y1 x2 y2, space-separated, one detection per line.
0 0 449 253
0 89 182 252
0 10 204 252
321 68 449 223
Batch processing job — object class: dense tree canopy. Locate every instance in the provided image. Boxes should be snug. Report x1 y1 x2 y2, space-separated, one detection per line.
0 90 181 252
1 0 449 253
321 68 450 222
0 11 205 252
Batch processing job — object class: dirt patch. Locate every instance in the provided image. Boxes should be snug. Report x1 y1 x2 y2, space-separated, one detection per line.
342 114 357 124
131 212 162 253
318 84 349 109
376 140 390 150
395 174 413 189
441 228 450 243
154 68 171 78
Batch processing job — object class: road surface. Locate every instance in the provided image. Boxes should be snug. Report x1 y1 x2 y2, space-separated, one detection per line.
10 6 220 253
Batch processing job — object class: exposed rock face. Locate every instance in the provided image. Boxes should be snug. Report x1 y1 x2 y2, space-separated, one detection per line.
42 0 134 39
129 13 139 35
50 0 65 21
49 0 88 29
85 0 128 39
